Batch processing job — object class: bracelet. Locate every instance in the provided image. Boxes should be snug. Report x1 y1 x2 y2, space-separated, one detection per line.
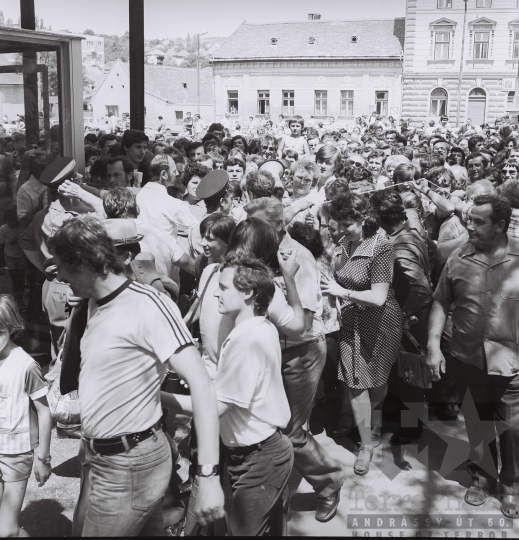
425 188 432 198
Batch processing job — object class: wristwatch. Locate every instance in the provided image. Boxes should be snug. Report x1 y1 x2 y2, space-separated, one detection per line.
37 454 52 466
196 464 220 477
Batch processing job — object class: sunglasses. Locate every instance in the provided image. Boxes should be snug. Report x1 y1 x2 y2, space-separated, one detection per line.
348 160 363 168
262 146 275 151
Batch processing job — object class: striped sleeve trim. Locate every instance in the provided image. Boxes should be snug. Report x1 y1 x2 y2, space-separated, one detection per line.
128 282 193 346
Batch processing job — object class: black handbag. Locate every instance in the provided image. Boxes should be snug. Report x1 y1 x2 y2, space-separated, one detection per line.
397 330 432 389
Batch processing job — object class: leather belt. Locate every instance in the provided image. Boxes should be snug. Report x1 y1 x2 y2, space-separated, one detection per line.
84 423 161 456
225 429 281 457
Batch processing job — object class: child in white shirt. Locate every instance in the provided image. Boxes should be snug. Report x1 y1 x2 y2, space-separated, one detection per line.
0 295 52 537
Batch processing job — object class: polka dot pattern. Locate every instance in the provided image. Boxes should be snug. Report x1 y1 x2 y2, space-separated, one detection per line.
336 231 403 389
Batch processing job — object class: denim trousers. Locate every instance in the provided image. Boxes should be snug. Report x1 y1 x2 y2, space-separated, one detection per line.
226 431 294 536
281 336 345 497
72 429 172 536
451 357 519 496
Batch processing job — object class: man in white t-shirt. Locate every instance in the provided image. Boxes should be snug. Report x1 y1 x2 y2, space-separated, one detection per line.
50 216 224 536
245 196 345 523
163 256 293 536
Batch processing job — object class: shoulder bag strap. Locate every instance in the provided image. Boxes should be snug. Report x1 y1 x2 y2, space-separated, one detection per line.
186 264 220 327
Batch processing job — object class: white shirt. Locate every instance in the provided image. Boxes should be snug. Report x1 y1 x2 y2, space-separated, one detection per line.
215 317 290 447
79 280 193 438
135 219 184 277
198 263 295 380
0 347 48 454
136 182 199 239
17 175 48 220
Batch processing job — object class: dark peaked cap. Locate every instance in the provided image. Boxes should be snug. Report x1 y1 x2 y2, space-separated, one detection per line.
195 169 229 201
39 157 76 186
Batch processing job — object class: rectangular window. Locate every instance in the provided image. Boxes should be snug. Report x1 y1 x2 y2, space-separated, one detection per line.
375 91 388 116
87 41 93 47
476 0 492 6
227 90 238 114
514 32 519 58
258 90 270 115
175 111 183 122
437 0 452 7
474 32 489 59
434 32 450 60
314 90 327 115
98 42 102 49
340 90 354 116
105 105 119 117
282 90 295 115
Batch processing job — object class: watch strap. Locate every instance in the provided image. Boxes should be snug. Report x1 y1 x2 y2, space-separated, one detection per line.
196 464 220 477
37 454 52 465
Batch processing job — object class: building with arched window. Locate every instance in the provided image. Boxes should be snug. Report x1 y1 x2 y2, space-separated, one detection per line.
403 0 519 125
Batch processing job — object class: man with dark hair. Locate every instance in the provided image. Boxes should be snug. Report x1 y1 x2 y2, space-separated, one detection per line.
162 256 293 536
186 141 204 162
427 194 519 519
385 130 398 145
107 156 134 188
207 123 225 140
466 152 489 183
468 135 485 153
99 134 118 158
121 129 149 173
49 216 224 536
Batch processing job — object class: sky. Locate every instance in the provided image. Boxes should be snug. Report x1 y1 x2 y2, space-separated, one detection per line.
2 0 406 38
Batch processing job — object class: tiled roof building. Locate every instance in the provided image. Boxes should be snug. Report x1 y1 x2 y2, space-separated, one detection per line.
211 18 405 125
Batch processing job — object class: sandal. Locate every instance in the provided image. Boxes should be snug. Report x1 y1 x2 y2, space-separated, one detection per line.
354 446 374 476
464 486 489 506
501 495 519 519
371 426 382 448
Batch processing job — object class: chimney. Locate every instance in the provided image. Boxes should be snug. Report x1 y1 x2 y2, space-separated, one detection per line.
308 13 321 20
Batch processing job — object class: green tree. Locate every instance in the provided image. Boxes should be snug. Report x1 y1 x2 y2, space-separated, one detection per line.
0 11 5 26
84 28 95 35
180 52 210 69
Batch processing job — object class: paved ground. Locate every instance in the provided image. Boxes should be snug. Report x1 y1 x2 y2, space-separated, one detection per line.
19 403 519 537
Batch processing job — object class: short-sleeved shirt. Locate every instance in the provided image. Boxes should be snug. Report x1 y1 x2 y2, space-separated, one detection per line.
135 220 184 277
136 182 199 239
0 224 24 258
198 263 294 379
0 347 48 454
215 317 291 447
79 279 194 438
433 237 519 376
283 135 306 156
278 232 325 347
16 175 48 220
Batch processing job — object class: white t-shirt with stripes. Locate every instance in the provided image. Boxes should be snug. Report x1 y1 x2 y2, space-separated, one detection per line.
78 279 194 439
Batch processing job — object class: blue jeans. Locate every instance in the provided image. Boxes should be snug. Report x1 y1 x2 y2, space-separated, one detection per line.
72 429 172 536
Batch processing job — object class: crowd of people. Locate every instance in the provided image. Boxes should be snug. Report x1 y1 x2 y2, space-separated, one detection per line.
0 108 519 537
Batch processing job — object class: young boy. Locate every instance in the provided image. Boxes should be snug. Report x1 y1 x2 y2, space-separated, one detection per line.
0 295 52 537
278 115 310 159
162 256 294 535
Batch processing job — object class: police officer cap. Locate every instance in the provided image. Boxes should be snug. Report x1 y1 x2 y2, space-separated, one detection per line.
196 169 229 201
39 157 76 186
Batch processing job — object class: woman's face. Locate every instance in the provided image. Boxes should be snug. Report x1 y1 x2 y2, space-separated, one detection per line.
317 158 335 179
385 164 397 181
451 151 463 165
187 176 201 200
201 232 227 262
337 218 363 243
507 140 515 150
233 138 245 152
291 170 313 197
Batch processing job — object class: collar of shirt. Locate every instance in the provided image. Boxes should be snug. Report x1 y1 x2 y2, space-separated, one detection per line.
339 229 385 259
459 236 519 267
142 182 167 194
221 316 268 352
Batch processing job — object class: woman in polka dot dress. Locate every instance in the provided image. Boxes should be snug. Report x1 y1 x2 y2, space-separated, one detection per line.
321 193 402 476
